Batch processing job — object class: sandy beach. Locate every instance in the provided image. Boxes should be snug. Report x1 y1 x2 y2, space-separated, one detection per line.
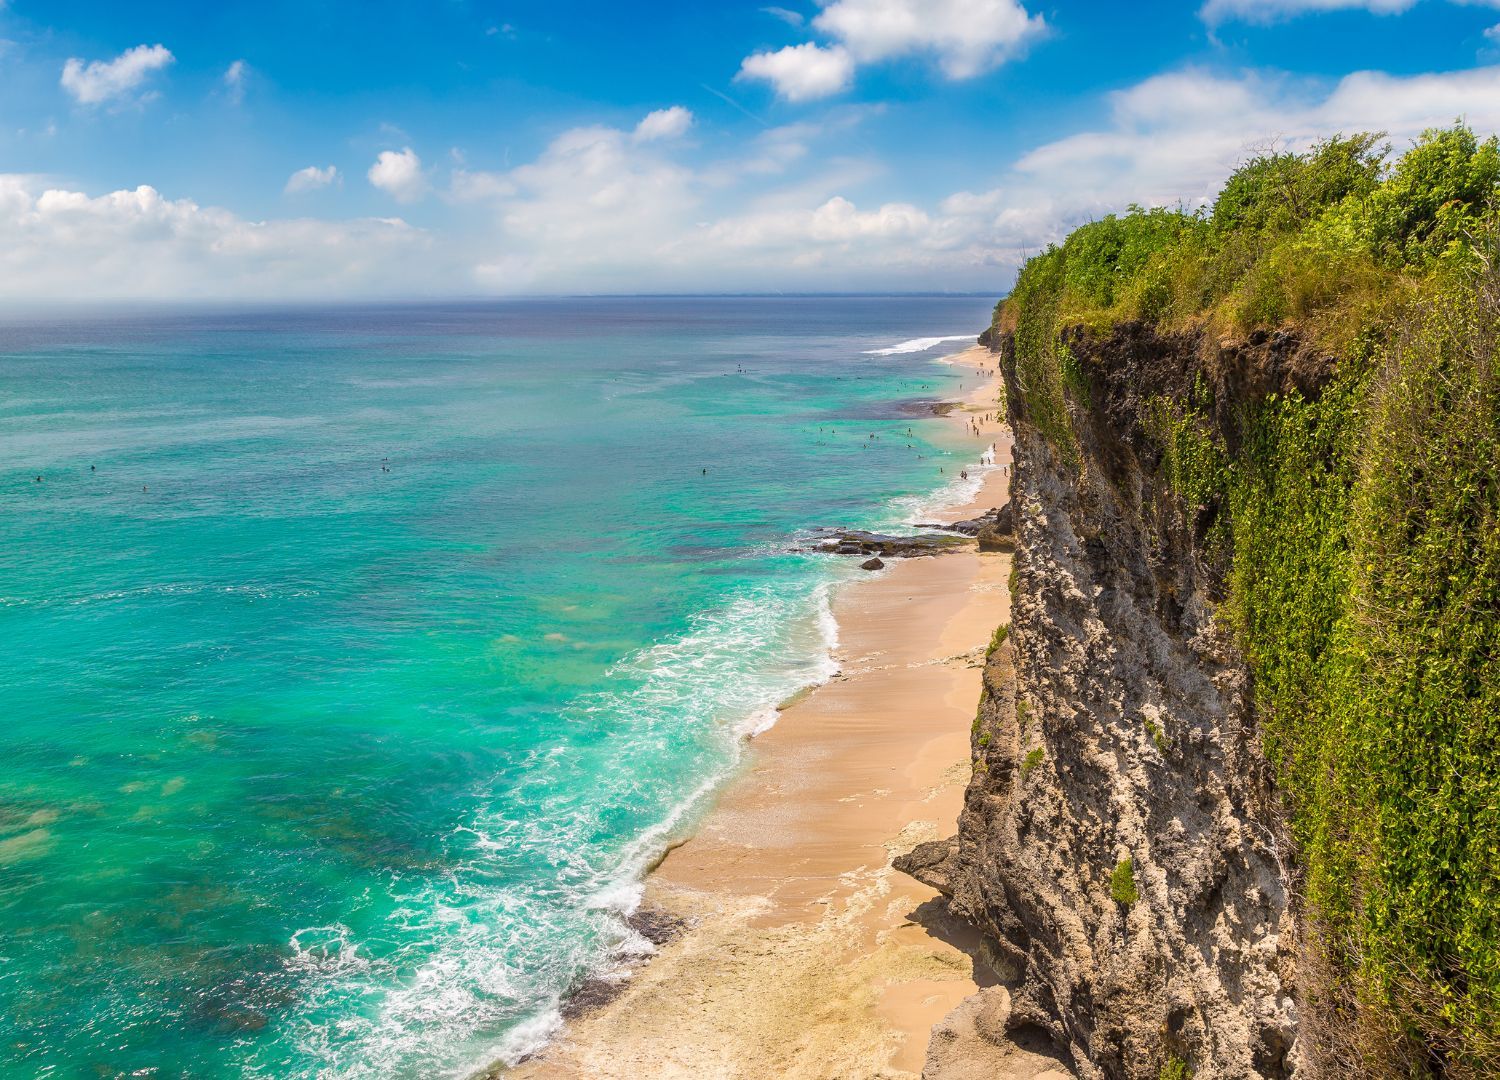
510 346 1066 1079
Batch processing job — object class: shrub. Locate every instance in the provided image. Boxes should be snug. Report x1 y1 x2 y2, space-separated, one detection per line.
1020 747 1044 777
1159 1056 1193 1080
1144 717 1168 755
1110 858 1140 905
1365 125 1500 264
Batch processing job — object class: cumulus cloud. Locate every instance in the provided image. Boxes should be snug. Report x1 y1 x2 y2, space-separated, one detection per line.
0 177 434 300
926 64 1500 283
284 165 339 194
736 0 1042 101
633 105 694 142
368 148 427 203
10 65 1500 299
1007 66 1500 210
737 42 855 101
223 59 248 105
462 111 702 288
60 44 174 106
814 0 1045 78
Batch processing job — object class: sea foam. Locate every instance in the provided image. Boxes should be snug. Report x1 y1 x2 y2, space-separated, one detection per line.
863 333 975 356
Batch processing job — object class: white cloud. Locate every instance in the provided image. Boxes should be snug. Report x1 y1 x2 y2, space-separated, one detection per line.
0 177 433 300
736 0 1042 101
223 59 247 105
284 165 339 194
1487 21 1500 41
449 169 516 202
813 0 1045 78
633 106 694 142
710 195 930 247
1202 0 1500 22
931 64 1500 280
466 112 702 288
368 148 427 203
10 64 1500 299
60 44 174 106
762 6 806 26
1009 66 1500 202
737 42 854 101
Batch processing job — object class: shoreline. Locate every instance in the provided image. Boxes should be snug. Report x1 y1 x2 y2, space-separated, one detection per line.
506 345 1059 1078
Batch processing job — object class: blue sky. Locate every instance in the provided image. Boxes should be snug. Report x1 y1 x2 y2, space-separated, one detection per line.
2 0 1499 299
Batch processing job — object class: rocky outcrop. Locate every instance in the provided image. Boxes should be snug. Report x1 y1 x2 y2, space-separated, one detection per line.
903 328 1301 1079
803 528 970 559
917 503 1014 539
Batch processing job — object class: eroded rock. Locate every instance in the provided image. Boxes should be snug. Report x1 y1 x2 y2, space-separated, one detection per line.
909 328 1301 1079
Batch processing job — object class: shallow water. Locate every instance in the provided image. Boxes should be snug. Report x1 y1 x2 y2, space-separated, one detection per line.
0 296 995 1079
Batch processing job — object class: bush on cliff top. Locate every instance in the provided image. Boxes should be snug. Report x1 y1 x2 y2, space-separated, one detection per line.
995 125 1500 1076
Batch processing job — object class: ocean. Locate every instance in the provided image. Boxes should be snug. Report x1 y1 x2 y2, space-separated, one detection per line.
0 296 996 1079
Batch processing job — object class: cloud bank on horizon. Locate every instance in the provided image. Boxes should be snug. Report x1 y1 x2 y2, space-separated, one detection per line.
2 0 1500 301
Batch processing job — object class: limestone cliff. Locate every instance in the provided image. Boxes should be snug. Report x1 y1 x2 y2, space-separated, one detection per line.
902 327 1303 1079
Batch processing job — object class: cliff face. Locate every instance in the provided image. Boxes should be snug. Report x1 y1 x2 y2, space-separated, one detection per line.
905 327 1304 1079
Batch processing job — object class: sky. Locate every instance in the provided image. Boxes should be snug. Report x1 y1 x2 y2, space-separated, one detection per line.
2 0 1500 301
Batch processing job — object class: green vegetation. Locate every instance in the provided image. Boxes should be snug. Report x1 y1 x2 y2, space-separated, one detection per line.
1110 858 1140 905
1143 716 1168 755
994 125 1500 1074
1158 1057 1193 1080
1020 747 1044 777
987 622 1010 658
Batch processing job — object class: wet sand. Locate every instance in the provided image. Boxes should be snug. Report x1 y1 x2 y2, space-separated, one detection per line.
511 347 1065 1079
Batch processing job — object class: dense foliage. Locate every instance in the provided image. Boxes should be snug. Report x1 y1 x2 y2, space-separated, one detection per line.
994 126 1500 1076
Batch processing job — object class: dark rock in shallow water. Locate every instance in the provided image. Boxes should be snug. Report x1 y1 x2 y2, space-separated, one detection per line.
916 501 1016 540
626 906 686 947
554 907 688 1023
860 557 885 571
806 528 969 559
560 975 628 1020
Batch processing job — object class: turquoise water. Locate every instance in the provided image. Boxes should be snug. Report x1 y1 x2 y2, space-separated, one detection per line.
0 297 994 1079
